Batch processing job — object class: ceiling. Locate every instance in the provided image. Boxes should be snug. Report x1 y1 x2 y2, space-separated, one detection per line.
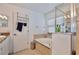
11 3 60 13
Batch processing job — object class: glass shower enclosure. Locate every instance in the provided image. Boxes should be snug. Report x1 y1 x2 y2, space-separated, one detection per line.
55 3 77 54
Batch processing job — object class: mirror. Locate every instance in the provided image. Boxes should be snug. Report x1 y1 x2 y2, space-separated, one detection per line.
0 14 8 27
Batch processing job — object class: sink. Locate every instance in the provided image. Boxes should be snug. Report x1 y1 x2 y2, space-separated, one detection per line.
0 35 6 43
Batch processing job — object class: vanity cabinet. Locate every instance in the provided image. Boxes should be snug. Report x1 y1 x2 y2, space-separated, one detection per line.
0 37 9 55
76 22 79 54
0 44 2 54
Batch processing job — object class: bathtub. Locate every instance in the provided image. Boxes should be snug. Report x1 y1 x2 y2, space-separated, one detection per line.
34 38 52 48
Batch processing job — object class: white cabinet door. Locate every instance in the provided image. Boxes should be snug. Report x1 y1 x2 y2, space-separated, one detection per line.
52 33 72 55
1 37 9 55
0 44 2 55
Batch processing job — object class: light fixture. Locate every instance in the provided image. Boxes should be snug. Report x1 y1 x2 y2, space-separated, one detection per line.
2 16 4 19
4 16 7 20
0 15 3 19
0 14 7 20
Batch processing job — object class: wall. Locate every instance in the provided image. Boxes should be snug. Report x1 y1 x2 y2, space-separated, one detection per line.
33 12 46 34
45 9 55 33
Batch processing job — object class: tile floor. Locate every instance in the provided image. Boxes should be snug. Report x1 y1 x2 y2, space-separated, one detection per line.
14 49 42 55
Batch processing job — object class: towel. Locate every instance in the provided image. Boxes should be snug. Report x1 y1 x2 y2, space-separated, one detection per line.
16 22 24 32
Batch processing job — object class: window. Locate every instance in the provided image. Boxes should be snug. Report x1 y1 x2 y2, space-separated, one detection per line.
56 16 65 32
47 18 55 33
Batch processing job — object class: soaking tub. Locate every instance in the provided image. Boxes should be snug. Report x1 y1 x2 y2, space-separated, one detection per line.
34 38 52 48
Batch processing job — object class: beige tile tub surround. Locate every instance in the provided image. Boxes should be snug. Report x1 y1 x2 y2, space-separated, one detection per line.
35 42 52 55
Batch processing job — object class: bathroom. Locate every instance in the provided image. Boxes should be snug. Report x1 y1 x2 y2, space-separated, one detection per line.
0 3 79 55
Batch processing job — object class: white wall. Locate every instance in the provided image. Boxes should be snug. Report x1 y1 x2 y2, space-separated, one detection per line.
45 9 55 33
33 12 46 34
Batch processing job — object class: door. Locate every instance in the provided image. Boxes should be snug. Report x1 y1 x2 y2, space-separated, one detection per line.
13 12 29 53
